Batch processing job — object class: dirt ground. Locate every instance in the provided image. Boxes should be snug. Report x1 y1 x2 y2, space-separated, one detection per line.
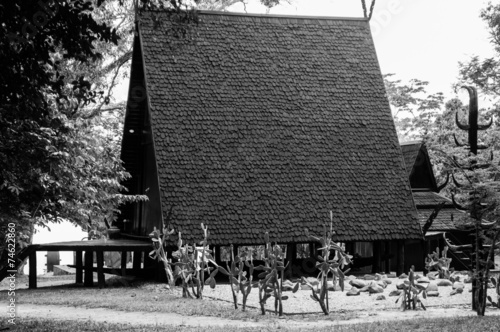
13 272 500 328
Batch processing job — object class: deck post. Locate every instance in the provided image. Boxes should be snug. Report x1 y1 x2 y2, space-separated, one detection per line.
133 250 142 275
143 249 157 280
75 250 83 284
121 251 127 276
29 251 37 289
84 250 94 286
396 240 405 276
96 250 105 288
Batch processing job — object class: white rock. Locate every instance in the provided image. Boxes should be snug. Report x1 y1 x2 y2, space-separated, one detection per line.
426 281 439 292
436 279 452 287
417 277 430 283
350 279 366 289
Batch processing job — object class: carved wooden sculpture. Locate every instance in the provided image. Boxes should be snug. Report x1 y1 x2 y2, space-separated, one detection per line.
454 86 492 155
447 86 499 316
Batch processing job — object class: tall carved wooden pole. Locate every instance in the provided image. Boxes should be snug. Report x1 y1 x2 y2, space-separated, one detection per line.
454 86 492 155
450 86 493 315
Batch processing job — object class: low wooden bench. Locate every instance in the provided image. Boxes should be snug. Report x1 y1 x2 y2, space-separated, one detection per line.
29 239 152 289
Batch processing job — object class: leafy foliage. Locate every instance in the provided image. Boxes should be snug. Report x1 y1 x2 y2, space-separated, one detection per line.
458 3 500 96
384 74 445 142
0 0 143 272
425 246 452 279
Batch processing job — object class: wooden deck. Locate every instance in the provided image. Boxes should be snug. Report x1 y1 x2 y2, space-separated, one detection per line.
28 239 153 289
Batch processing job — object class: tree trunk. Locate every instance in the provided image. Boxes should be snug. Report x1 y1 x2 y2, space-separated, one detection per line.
18 222 36 275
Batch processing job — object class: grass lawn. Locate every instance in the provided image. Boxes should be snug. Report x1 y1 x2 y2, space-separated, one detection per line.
16 279 272 321
7 316 500 332
15 275 360 322
5 275 500 331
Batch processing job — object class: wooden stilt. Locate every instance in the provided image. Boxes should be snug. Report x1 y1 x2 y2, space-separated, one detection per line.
422 240 428 275
346 242 355 256
384 241 391 274
396 240 405 276
309 242 315 258
133 250 142 275
29 251 37 289
286 244 295 278
143 248 159 280
75 250 83 284
232 245 239 260
372 241 381 273
96 251 105 288
121 251 127 276
84 250 93 286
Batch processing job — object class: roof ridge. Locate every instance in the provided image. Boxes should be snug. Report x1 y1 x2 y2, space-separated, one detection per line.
139 9 368 22
400 140 423 146
197 10 368 21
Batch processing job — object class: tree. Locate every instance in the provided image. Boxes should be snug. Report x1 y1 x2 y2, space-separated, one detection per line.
1 0 296 272
0 0 137 271
384 74 445 141
458 2 500 96
442 87 500 316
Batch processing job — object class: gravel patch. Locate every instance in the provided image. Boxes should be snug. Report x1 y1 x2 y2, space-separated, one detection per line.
202 273 496 315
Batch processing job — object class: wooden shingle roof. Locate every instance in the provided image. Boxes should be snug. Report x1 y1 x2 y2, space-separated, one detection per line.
136 11 422 244
412 191 473 231
400 141 422 178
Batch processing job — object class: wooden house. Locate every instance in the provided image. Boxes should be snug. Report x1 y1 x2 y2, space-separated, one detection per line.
401 141 472 271
118 10 422 275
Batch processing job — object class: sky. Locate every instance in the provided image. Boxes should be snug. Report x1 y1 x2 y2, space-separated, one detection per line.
223 0 496 103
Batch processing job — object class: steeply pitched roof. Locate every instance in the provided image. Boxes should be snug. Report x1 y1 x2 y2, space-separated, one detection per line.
400 141 422 178
135 10 422 244
412 191 451 207
412 191 473 231
417 208 464 231
401 141 439 191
